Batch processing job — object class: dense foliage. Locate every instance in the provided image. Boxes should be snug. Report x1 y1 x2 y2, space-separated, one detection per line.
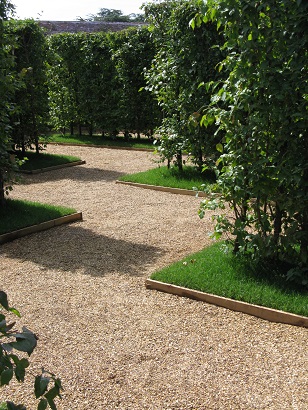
0 0 16 207
48 28 160 137
110 27 161 138
48 32 119 136
197 0 308 283
144 0 224 170
5 20 49 155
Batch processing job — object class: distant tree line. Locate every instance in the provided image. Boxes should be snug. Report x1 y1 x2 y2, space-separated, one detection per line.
78 8 145 23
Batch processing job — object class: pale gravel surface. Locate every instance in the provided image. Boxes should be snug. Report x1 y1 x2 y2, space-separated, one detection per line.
1 145 307 409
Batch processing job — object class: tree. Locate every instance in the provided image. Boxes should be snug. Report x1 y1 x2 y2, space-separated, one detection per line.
0 0 17 208
110 27 161 138
48 32 120 136
47 29 159 137
5 20 49 155
81 8 145 23
198 0 308 284
144 0 224 170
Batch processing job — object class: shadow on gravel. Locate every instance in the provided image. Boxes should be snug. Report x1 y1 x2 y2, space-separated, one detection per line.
3 224 164 277
18 166 126 185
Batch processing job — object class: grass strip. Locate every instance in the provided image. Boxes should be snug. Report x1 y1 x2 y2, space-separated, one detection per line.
44 134 155 150
18 151 81 171
119 165 217 191
150 242 308 317
0 199 77 234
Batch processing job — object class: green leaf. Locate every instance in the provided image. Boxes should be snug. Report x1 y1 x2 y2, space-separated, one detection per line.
0 368 14 386
197 81 205 89
210 8 217 21
0 402 8 410
189 18 195 30
6 403 26 410
37 399 48 410
216 143 224 153
0 292 9 310
14 358 29 382
9 308 21 318
45 386 60 410
11 328 37 355
35 375 50 398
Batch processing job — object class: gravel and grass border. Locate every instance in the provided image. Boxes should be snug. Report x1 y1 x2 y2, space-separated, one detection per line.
0 212 83 244
146 279 308 328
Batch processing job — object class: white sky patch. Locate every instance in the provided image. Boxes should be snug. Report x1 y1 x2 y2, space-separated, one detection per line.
12 0 147 21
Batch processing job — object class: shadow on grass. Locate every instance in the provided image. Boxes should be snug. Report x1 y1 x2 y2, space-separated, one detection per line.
2 224 164 277
235 257 308 296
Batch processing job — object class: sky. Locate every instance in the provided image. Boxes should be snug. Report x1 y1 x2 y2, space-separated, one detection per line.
11 0 147 21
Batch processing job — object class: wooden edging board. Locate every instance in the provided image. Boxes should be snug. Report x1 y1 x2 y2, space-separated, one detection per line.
47 142 153 152
0 212 83 245
115 180 210 197
20 160 86 174
145 279 308 328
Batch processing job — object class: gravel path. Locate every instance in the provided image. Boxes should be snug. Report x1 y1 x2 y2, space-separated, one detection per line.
1 145 307 409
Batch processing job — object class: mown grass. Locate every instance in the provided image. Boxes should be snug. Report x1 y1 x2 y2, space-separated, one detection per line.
17 151 81 171
0 199 77 235
151 242 308 317
119 165 217 191
44 133 155 150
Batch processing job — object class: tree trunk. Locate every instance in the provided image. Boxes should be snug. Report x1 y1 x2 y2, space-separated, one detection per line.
35 133 39 154
0 171 6 209
273 202 282 252
300 212 308 265
21 138 26 156
300 169 308 264
176 150 183 171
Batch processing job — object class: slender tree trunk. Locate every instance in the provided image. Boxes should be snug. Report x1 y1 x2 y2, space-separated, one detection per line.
300 211 308 264
300 169 308 264
176 150 183 171
273 202 282 247
197 147 203 172
0 171 5 209
21 138 26 156
35 133 39 155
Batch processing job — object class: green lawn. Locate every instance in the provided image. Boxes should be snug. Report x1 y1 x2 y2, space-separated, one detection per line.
44 133 155 150
0 199 77 234
151 242 308 317
119 165 218 191
17 151 81 171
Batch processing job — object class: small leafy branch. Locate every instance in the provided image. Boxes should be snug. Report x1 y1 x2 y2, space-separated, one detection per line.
0 291 62 410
